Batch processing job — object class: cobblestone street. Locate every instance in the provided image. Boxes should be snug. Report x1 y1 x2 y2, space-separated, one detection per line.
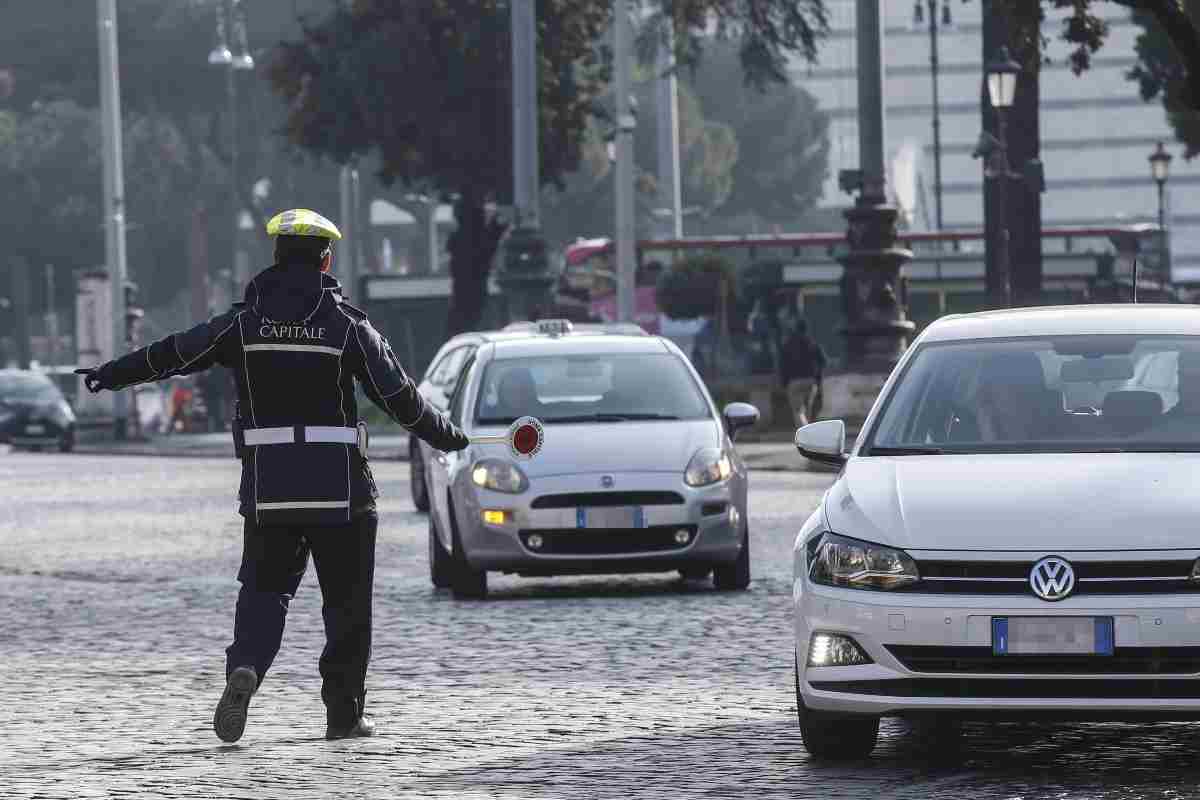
4 451 1200 799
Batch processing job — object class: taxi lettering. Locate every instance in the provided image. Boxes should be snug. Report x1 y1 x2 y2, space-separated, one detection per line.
259 324 327 340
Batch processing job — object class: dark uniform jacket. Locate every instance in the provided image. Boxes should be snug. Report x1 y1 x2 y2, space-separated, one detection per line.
97 263 468 526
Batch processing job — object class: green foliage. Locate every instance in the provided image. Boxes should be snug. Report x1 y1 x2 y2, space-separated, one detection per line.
687 41 829 226
655 253 737 320
1129 1 1200 157
974 1 1200 155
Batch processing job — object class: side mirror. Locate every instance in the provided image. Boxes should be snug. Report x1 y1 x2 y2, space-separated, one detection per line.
722 402 760 440
795 419 847 465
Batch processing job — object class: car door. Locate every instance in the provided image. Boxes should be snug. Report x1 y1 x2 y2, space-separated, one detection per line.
430 352 477 546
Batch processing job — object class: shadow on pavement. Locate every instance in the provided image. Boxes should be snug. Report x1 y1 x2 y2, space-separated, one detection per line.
405 717 1200 799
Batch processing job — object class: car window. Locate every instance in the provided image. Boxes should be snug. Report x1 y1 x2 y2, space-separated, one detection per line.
438 346 475 390
474 352 711 425
427 345 469 387
422 349 450 385
448 354 476 426
863 335 1200 454
0 372 62 403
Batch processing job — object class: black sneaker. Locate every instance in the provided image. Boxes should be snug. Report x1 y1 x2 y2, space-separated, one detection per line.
213 666 258 743
325 715 377 740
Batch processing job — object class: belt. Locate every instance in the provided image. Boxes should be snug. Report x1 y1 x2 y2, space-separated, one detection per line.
243 425 359 446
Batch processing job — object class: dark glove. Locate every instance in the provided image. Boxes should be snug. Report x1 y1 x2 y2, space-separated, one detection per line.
447 426 470 452
74 364 116 393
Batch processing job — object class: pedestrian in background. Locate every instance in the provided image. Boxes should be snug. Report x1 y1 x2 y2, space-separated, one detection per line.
77 208 469 743
780 318 827 428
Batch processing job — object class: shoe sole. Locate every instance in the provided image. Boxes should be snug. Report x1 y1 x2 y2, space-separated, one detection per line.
213 667 257 743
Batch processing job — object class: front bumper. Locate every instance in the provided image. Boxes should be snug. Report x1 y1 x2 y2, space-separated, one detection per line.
795 584 1200 718
5 418 70 447
456 471 743 574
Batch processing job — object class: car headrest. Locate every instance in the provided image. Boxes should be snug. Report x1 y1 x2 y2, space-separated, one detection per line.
1102 390 1163 423
978 352 1047 392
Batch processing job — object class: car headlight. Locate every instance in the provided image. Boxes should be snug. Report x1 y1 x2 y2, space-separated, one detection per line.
684 447 732 487
807 532 920 591
471 459 529 493
48 401 74 425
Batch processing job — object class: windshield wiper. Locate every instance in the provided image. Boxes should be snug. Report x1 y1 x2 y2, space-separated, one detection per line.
541 413 682 423
866 446 952 456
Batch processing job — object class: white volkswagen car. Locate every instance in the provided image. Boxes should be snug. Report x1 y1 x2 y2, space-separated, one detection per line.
793 305 1200 759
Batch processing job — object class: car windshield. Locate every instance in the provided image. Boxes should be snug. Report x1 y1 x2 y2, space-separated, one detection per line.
474 353 711 425
863 335 1200 454
0 373 61 404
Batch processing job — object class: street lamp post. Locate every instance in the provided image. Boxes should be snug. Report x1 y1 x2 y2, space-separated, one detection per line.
1149 141 1173 282
209 0 254 312
913 0 950 231
984 47 1020 309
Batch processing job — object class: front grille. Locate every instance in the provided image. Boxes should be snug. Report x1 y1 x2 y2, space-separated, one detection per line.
912 559 1199 597
530 491 685 509
886 645 1200 675
518 525 695 555
810 678 1200 699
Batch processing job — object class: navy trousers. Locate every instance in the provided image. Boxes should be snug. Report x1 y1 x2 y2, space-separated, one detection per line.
225 511 378 727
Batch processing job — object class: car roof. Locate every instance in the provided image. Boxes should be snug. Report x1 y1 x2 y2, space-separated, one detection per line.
921 304 1200 343
490 334 670 359
0 369 53 380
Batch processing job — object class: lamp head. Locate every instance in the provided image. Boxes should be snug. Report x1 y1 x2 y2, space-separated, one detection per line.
986 47 1021 109
1150 141 1173 184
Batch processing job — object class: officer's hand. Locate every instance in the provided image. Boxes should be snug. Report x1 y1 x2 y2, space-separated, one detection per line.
447 428 470 452
74 364 115 393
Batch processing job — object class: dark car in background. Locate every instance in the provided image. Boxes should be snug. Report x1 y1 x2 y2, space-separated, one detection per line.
0 370 76 452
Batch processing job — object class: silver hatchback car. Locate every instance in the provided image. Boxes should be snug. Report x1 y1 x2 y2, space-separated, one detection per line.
420 320 759 599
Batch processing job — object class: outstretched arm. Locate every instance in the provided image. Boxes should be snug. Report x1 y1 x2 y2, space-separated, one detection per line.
346 318 469 452
77 308 242 392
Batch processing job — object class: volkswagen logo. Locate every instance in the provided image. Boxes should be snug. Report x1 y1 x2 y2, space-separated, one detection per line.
601 475 614 488
1029 556 1076 601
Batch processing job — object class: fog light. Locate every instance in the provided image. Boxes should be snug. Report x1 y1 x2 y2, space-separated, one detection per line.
482 509 507 525
526 533 544 550
807 632 872 667
674 529 692 545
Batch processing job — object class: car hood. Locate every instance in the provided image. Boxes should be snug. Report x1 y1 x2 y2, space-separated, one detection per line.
825 453 1200 551
469 420 720 477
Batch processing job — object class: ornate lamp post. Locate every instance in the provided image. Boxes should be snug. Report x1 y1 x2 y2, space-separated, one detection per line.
1149 141 1173 281
983 47 1019 308
208 0 255 309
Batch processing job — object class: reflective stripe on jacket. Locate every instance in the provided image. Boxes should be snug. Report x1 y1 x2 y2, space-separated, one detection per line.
101 264 466 525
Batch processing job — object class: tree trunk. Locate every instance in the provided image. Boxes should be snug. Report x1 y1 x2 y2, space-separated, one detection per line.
189 201 210 324
445 190 506 337
10 255 31 369
982 3 1042 308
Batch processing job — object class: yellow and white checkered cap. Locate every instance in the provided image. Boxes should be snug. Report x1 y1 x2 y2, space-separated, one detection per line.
265 208 342 240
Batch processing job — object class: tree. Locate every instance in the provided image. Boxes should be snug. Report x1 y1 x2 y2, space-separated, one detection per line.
969 2 1200 156
267 0 829 336
1129 2 1200 156
0 0 349 314
686 41 829 229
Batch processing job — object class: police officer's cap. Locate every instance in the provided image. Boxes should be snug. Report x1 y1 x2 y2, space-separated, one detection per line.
266 209 342 241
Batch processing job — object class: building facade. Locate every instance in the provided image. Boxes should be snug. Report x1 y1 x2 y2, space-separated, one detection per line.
798 1 1199 283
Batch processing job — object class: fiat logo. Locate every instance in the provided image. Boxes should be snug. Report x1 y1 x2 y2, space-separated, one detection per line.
1029 556 1076 601
601 475 614 488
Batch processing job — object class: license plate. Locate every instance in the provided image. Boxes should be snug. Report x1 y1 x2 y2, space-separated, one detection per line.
576 506 645 529
24 425 45 435
992 617 1114 656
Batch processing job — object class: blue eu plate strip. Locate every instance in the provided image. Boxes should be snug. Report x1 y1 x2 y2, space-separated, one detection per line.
992 618 1009 656
633 507 644 529
577 508 586 529
1095 617 1115 655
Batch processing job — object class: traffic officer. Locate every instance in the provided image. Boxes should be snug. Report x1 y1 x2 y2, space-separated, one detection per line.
76 209 469 743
